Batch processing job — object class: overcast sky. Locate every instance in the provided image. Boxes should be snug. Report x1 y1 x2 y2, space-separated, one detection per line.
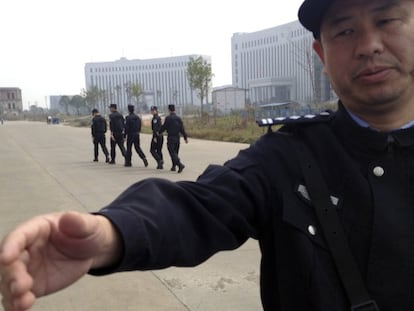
1 0 305 109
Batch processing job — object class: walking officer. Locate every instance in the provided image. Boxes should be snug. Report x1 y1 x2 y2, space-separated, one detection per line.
108 103 126 164
158 104 188 173
150 106 164 169
124 105 148 167
90 108 109 163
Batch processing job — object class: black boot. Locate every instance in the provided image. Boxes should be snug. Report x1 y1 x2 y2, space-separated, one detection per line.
178 163 185 173
143 158 148 167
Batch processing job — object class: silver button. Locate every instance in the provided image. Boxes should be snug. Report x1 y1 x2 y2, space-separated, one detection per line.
308 225 317 236
373 166 385 177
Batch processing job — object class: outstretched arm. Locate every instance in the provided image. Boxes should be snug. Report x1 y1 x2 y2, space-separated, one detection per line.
0 212 122 311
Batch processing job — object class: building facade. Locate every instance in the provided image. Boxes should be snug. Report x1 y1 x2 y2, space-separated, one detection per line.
0 87 23 116
231 20 334 107
84 55 211 114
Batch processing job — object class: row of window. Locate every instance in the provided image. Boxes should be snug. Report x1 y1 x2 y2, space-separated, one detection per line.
1 103 17 109
239 26 308 49
88 68 194 108
0 92 18 100
89 61 189 74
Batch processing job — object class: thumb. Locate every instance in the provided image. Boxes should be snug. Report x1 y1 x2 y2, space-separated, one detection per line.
59 212 99 239
54 212 103 260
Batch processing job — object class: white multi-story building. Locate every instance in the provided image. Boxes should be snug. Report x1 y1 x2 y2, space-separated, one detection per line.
84 55 211 114
231 20 334 107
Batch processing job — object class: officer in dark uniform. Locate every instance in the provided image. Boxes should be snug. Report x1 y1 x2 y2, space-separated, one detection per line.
91 108 109 162
124 105 148 167
108 103 126 164
158 104 188 173
150 106 164 169
5 0 414 310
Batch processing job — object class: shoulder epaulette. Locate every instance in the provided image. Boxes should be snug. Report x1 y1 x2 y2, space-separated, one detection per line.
256 111 334 127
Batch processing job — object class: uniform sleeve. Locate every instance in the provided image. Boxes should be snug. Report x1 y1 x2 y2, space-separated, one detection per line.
137 117 142 132
91 120 95 137
124 116 130 137
109 115 114 133
89 145 272 275
180 119 188 140
158 116 168 134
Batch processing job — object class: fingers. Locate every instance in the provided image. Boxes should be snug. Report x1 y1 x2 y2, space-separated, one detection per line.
0 216 55 311
2 291 36 311
0 216 53 265
1 258 35 311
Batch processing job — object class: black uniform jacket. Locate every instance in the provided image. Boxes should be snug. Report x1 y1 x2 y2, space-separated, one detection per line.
91 115 107 137
91 102 414 310
124 113 141 136
158 112 188 141
151 114 162 137
109 111 125 134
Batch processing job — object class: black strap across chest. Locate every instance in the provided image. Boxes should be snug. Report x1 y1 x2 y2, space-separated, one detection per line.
292 136 379 311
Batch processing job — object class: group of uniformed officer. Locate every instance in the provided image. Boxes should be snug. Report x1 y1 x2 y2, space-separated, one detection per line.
91 103 187 173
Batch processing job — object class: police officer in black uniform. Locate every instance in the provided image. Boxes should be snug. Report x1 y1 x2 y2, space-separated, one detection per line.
91 108 109 163
158 104 188 173
124 105 148 167
150 106 164 169
5 0 414 310
108 103 126 164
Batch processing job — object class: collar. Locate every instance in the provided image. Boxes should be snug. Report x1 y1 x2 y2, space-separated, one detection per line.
346 107 414 131
333 101 414 151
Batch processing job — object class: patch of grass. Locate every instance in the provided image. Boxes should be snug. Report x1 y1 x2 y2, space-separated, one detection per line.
182 116 272 144
65 114 274 144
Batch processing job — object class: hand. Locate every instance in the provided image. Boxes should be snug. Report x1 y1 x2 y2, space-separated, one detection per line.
0 212 121 311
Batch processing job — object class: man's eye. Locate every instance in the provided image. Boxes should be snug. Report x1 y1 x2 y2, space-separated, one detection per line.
377 18 399 26
334 28 353 37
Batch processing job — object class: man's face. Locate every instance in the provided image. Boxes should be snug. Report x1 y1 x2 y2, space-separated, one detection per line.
313 0 414 115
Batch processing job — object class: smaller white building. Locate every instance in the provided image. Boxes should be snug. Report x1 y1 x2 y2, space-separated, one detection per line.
212 86 247 115
0 87 23 116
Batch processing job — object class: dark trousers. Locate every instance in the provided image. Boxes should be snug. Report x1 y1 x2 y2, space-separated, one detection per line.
167 137 182 168
150 135 164 163
125 133 146 164
93 134 109 160
110 132 126 161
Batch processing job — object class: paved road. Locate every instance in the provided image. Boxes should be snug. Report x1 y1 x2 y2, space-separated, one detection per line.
0 121 262 311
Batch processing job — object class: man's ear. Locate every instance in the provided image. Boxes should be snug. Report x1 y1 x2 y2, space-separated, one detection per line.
313 40 328 75
313 40 325 64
